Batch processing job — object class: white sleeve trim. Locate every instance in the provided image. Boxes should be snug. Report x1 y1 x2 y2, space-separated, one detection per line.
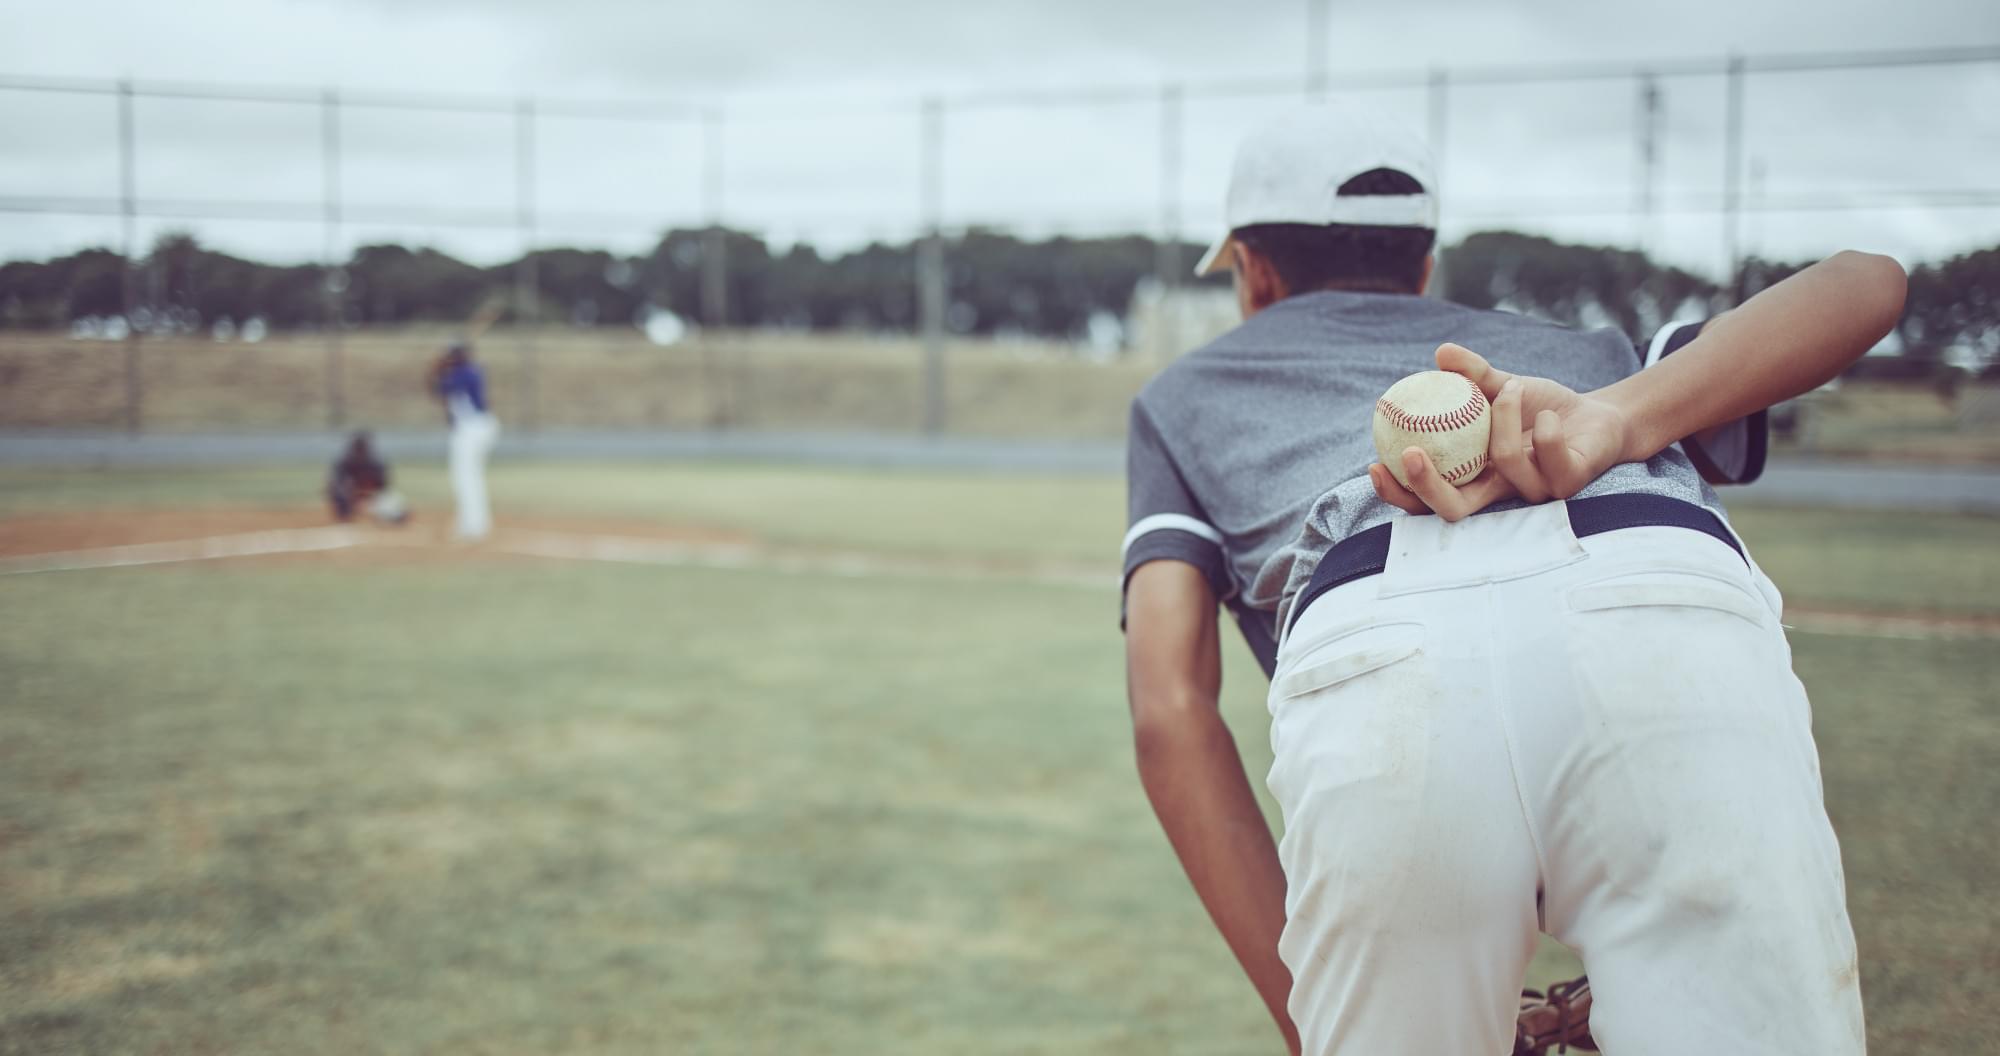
1645 318 1706 368
1122 513 1223 558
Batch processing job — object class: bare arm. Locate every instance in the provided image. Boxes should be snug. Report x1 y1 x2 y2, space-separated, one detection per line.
1603 250 1906 462
1125 561 1300 1055
1376 250 1908 518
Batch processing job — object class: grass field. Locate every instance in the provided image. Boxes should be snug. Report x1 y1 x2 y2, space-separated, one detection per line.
3 328 1998 460
0 329 1156 440
2 463 1997 1053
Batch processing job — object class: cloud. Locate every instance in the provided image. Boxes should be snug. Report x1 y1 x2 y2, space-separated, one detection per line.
0 0 1993 270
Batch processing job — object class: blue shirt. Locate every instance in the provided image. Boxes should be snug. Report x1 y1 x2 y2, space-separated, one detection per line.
437 362 488 423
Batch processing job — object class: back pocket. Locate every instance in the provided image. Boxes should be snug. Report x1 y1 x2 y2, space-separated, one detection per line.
1272 622 1425 704
1566 571 1767 627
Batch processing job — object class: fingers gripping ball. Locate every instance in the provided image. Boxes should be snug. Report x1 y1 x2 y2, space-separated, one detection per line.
1372 370 1492 490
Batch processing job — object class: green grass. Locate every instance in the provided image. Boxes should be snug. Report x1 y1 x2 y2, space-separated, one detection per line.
0 561 1279 1054
1793 634 2000 1049
5 465 1998 614
2 465 1998 1053
1729 506 2000 617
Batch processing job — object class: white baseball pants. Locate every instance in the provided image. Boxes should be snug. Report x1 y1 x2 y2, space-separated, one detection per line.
448 413 498 540
1267 502 1863 1055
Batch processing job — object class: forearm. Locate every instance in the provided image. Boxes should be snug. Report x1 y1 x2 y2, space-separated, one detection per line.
1607 250 1906 460
1135 706 1300 1055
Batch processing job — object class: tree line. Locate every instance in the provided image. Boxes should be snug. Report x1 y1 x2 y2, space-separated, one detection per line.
1 228 1992 374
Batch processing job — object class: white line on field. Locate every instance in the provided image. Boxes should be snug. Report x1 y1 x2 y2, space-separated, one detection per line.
0 526 365 576
497 532 1111 590
510 536 1996 639
8 526 1992 643
1782 612 2000 642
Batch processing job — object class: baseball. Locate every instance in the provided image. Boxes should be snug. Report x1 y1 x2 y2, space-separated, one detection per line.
1372 370 1492 490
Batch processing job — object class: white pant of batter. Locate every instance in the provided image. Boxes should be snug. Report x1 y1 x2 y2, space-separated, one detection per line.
448 412 498 540
1268 502 1863 1055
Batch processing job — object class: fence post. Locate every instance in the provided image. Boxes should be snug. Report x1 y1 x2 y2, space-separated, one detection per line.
1305 0 1330 100
118 79 141 433
1722 53 1746 299
1426 68 1449 183
322 88 345 428
515 97 539 432
701 107 730 428
1635 73 1661 255
1155 82 1183 361
1425 68 1449 294
918 96 946 435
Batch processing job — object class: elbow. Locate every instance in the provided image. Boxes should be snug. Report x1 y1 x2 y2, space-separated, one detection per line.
1130 692 1227 766
1832 250 1908 339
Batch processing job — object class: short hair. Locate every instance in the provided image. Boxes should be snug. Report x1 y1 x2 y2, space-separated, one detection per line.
1231 168 1436 295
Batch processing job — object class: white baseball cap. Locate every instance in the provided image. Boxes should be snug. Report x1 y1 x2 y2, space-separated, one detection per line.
1193 102 1438 277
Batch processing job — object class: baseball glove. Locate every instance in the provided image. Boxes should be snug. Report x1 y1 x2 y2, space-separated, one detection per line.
1515 975 1597 1055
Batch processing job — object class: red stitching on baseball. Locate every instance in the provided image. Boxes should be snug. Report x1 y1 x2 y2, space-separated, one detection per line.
1377 378 1488 434
1440 452 1487 484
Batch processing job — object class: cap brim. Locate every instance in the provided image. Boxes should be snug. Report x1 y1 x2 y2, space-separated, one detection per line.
1193 235 1234 277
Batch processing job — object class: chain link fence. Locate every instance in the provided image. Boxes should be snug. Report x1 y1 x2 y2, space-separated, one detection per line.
1 44 1995 435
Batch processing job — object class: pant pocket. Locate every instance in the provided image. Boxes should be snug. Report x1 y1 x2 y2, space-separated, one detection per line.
1566 568 1768 627
1264 622 1433 855
1554 569 1821 909
1271 624 1424 704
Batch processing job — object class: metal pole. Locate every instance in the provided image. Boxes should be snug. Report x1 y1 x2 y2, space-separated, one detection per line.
1636 73 1660 255
1155 82 1183 361
1426 68 1449 184
1425 68 1448 295
1722 53 1745 298
701 108 726 323
700 107 729 428
322 88 344 427
918 96 946 435
1747 157 1767 261
118 79 140 433
515 97 538 431
1306 0 1330 100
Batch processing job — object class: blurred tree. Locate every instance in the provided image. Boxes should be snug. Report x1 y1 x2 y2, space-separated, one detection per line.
0 248 124 326
1902 247 1999 376
517 248 645 328
347 244 489 324
0 230 1991 384
1439 231 1721 343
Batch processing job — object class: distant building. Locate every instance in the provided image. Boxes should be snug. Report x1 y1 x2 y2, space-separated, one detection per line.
1124 278 1239 362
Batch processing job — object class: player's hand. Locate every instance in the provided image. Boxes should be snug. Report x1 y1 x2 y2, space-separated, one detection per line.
1371 343 1638 519
1369 456 1516 522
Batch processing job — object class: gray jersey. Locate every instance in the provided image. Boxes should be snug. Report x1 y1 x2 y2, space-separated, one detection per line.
1122 290 1730 676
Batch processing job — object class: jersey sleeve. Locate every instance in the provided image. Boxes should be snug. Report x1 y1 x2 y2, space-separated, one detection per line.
1644 319 1768 485
1122 400 1232 621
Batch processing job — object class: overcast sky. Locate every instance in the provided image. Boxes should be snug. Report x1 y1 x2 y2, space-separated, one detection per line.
2 0 1996 278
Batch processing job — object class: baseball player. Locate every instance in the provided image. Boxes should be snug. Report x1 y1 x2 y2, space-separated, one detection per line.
326 430 409 525
430 341 498 541
1120 103 1903 1055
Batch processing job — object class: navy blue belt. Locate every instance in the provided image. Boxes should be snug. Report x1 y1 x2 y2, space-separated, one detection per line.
1288 494 1745 633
